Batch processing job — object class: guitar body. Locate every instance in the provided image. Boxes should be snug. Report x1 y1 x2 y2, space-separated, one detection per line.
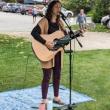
32 31 64 62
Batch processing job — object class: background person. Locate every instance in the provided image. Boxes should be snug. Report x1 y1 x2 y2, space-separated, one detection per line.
32 6 38 23
76 9 87 32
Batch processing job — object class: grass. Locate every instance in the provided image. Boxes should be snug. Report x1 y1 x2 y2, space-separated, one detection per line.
0 34 110 110
0 35 44 91
70 23 110 32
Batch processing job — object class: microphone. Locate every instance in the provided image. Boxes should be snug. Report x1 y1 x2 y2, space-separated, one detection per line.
60 12 67 19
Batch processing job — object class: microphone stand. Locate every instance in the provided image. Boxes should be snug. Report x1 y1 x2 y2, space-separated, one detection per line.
60 15 83 110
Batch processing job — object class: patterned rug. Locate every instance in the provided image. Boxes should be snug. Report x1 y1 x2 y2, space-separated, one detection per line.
0 84 95 110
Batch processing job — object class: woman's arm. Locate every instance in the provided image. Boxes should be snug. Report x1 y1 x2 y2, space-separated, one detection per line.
31 24 46 44
31 17 49 44
31 17 54 49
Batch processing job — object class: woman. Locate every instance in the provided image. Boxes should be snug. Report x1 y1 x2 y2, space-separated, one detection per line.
31 0 66 105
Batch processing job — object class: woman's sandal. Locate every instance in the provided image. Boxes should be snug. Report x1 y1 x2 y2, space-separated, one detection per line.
39 99 48 110
53 99 65 105
39 103 47 110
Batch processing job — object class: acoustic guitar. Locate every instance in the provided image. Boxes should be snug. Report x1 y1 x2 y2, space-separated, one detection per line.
32 30 65 62
32 30 82 62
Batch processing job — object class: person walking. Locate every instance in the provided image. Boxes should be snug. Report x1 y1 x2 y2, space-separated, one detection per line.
76 9 87 32
32 5 38 23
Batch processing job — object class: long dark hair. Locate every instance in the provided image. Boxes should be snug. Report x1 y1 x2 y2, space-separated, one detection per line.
45 0 61 24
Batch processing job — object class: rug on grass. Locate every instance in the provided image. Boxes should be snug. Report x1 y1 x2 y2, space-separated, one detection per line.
0 84 95 110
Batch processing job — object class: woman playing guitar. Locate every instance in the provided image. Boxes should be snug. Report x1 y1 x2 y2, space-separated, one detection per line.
31 0 66 105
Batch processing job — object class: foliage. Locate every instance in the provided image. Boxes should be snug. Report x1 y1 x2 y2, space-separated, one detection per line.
92 0 110 23
3 0 16 3
62 0 110 23
61 0 95 15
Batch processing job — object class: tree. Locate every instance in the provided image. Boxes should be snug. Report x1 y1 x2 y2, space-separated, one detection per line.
61 0 94 15
92 0 110 23
4 0 16 3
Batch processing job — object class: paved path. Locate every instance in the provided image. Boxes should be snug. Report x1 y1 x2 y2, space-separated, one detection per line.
1 31 110 51
0 12 40 32
65 32 110 51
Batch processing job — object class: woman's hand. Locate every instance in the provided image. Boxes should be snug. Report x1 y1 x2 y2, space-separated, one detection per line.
45 41 54 49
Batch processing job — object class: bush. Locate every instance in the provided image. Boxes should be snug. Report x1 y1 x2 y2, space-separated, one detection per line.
61 0 94 16
92 11 102 23
87 10 94 17
92 0 110 23
4 0 15 3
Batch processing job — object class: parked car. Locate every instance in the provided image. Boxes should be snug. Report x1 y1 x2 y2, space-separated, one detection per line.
101 15 110 29
42 6 74 17
20 5 34 15
20 4 44 16
107 20 110 29
20 4 34 15
35 5 44 16
2 3 14 12
20 5 26 15
28 5 44 16
0 1 6 10
28 7 33 15
11 3 22 13
61 7 74 17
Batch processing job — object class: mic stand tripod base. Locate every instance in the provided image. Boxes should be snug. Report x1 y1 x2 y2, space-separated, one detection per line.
57 103 76 110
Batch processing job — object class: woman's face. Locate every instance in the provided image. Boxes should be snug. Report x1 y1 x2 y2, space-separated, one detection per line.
52 2 61 16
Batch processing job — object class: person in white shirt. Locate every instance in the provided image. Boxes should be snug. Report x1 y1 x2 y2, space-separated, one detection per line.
32 6 38 23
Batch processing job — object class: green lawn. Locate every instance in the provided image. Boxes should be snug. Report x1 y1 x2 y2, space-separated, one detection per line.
70 23 110 32
0 34 110 110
